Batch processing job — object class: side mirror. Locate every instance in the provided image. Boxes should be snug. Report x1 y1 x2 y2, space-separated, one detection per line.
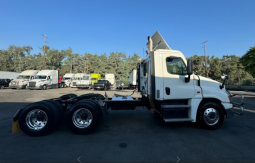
187 60 193 75
220 74 228 89
185 60 193 83
221 74 228 80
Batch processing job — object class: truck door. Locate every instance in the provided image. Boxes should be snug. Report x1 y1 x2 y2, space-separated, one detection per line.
162 56 195 99
139 60 149 94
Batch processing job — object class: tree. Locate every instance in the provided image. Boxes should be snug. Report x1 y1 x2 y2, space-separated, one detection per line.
240 46 255 77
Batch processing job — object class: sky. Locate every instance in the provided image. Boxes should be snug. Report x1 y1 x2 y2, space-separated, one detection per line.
0 0 254 59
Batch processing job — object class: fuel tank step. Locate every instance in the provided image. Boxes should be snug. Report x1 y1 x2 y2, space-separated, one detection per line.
164 118 193 122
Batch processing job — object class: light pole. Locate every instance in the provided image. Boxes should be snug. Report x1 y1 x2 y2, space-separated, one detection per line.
202 40 208 77
84 57 89 73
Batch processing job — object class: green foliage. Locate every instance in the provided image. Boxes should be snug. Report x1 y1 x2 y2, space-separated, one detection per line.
240 46 255 78
0 45 254 86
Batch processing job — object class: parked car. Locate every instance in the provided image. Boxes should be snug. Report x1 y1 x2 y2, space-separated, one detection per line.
0 79 12 89
93 80 111 90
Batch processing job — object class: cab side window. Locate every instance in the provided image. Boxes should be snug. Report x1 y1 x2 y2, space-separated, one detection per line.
166 57 187 75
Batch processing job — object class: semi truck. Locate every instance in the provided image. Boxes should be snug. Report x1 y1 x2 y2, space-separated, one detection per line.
9 70 39 89
70 73 85 88
77 74 92 89
12 31 243 136
61 73 75 88
105 73 116 88
27 70 58 90
129 69 137 89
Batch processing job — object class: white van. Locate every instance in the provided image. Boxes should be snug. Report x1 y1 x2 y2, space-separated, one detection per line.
70 73 85 88
77 74 92 89
61 73 75 87
9 70 39 89
27 70 58 90
105 73 116 88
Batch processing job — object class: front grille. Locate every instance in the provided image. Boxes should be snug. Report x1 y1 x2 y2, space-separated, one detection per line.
29 82 36 87
11 81 19 85
72 82 76 86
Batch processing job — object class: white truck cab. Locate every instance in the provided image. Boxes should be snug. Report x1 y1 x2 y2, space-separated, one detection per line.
137 31 243 129
61 73 75 87
9 70 39 89
77 74 92 89
71 73 86 88
27 70 58 90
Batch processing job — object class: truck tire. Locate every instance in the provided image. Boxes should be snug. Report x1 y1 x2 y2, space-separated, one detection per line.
42 85 47 90
67 102 100 134
59 93 78 100
196 102 224 130
1 85 4 89
45 100 65 124
18 101 59 136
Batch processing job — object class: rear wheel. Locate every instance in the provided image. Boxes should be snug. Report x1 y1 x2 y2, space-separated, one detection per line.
196 102 224 130
67 102 100 134
18 101 59 136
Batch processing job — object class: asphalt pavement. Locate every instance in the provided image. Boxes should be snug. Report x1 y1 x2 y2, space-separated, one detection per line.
0 88 255 162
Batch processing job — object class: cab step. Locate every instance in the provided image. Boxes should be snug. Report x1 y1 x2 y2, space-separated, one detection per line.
161 105 191 109
164 118 193 122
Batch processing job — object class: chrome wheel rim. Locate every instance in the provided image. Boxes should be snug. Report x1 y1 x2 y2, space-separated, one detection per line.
26 109 48 131
72 108 93 128
203 108 219 126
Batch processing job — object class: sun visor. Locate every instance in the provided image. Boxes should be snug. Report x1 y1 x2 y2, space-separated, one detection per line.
146 31 171 50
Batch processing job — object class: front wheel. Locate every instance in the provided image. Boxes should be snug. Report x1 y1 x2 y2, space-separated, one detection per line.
0 85 4 89
196 102 224 130
42 85 47 90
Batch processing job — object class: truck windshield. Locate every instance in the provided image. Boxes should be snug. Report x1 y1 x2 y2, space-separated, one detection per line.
17 75 30 79
166 57 187 75
82 76 90 80
63 77 71 80
35 75 47 79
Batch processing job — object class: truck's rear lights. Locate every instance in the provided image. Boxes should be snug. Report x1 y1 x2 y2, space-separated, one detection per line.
228 96 231 102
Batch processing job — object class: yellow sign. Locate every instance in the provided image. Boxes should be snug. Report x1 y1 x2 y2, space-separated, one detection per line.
12 120 21 134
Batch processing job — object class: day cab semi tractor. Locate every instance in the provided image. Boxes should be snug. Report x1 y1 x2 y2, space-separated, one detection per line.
12 31 244 136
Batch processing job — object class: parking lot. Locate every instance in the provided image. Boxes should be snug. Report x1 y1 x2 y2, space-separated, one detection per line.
0 88 255 162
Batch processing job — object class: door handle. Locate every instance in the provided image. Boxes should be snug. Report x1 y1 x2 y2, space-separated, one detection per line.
165 87 170 95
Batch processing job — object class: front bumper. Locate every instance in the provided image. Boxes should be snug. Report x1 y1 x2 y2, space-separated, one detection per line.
10 85 26 89
27 85 44 90
77 84 90 88
94 86 104 89
225 90 244 117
